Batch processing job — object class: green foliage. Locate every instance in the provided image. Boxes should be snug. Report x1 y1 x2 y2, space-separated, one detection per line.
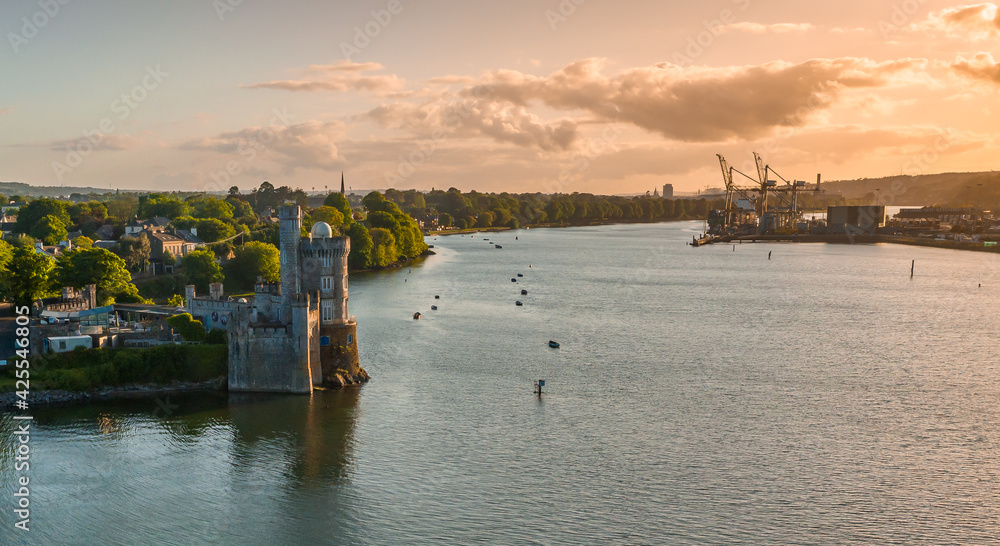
181 249 223 292
224 241 279 291
31 215 68 245
190 196 235 220
36 344 227 390
310 206 345 227
196 218 236 243
167 294 185 307
438 212 453 227
475 212 494 228
323 192 353 220
170 215 197 230
56 247 138 305
346 222 373 269
138 193 189 219
0 239 12 271
370 227 397 267
14 198 70 234
116 233 151 272
167 313 207 341
72 235 94 249
0 246 54 306
205 328 227 345
162 250 177 266
136 273 190 301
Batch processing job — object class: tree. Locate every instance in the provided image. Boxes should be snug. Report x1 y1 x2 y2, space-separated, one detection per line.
167 294 185 307
162 250 177 266
191 197 235 220
116 234 151 272
166 313 206 342
310 206 345 227
224 241 279 291
370 227 397 267
138 194 188 219
0 247 54 307
13 198 70 234
182 249 224 292
438 213 453 228
56 247 138 305
196 218 236 243
323 192 353 221
72 235 94 249
0 239 13 271
475 212 494 228
346 222 373 270
31 215 68 245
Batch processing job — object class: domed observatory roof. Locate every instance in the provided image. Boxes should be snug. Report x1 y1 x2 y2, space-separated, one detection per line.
311 221 333 239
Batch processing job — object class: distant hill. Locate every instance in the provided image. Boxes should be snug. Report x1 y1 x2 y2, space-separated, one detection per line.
821 171 1000 208
0 182 121 198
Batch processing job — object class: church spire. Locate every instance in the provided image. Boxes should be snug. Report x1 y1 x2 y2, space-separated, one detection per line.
340 172 345 195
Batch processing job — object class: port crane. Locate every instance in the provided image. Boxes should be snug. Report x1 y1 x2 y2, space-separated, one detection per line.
714 153 823 235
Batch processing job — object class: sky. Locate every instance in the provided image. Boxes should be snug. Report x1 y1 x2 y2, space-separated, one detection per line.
1 0 999 195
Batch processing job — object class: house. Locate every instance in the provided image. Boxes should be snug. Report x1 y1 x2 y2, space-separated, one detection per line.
175 228 204 255
2 202 25 214
146 230 185 261
125 216 170 236
94 224 116 240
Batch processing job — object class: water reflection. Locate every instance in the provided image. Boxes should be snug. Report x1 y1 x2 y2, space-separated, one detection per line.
227 389 360 483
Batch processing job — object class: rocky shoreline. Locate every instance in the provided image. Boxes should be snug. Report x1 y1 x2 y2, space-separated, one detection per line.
0 377 227 409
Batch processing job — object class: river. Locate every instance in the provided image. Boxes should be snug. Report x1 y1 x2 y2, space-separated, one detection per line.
3 221 1000 544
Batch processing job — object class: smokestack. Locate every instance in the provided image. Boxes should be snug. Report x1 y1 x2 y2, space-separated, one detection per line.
816 173 821 189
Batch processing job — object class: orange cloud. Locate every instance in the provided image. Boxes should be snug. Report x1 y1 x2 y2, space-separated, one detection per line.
720 22 815 34
914 3 1000 38
244 60 404 94
951 52 1000 82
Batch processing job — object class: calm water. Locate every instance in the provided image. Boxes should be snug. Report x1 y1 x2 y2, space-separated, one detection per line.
3 221 1000 544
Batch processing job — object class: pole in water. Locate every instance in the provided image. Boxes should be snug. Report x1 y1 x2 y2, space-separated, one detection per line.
911 260 914 278
534 379 545 396
733 245 735 251
768 251 772 260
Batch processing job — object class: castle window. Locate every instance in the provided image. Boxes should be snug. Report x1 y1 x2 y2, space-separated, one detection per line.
322 301 333 322
322 254 332 267
347 334 353 344
322 276 332 291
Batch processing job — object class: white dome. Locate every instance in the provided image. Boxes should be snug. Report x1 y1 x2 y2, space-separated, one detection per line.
311 221 333 239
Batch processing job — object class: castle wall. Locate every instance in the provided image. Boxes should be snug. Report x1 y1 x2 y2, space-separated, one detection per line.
228 303 312 394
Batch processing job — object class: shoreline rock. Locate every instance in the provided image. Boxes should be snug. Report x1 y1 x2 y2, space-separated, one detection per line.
0 377 227 410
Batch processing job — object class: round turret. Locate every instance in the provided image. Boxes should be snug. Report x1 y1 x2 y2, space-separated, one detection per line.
311 221 333 239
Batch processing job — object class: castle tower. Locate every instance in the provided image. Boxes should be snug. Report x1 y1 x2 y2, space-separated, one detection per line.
279 205 302 322
340 172 345 195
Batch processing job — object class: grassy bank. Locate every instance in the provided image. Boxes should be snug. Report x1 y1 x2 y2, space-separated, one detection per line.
1 344 227 392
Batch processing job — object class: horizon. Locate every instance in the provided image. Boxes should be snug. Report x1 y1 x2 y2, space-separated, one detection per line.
3 1 999 195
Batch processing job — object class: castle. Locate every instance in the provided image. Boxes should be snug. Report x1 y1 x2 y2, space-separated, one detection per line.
185 204 367 393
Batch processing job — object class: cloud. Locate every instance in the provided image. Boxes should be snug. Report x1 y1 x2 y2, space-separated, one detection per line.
914 3 1000 38
0 107 12 115
243 60 404 94
362 98 579 151
461 57 925 142
179 120 346 171
720 22 815 34
951 52 1000 82
48 134 139 151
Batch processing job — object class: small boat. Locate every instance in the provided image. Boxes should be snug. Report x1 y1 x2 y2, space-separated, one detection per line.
431 305 438 311
413 312 421 320
434 295 440 299
548 341 560 348
495 244 502 249
511 278 517 282
517 273 523 277
515 236 518 240
515 301 523 306
521 289 527 295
